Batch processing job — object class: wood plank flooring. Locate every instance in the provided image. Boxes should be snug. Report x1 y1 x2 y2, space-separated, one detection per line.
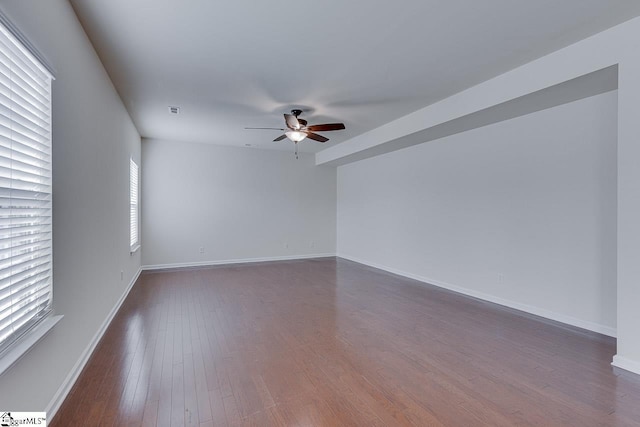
51 257 640 426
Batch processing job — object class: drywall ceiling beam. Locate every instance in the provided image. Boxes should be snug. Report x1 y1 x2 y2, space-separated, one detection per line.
317 66 617 167
315 16 637 167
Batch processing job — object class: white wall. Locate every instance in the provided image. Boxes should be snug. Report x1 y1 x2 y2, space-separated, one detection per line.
338 91 618 334
142 139 336 267
615 44 640 373
0 0 141 411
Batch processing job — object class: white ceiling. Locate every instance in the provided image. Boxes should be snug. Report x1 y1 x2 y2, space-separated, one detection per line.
69 0 640 153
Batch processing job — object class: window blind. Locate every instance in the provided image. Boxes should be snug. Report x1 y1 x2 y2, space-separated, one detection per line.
130 158 138 249
0 21 53 354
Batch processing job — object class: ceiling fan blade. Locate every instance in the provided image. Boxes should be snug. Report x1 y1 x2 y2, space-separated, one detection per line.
306 123 345 132
273 134 287 141
245 127 285 130
284 114 300 130
306 132 329 143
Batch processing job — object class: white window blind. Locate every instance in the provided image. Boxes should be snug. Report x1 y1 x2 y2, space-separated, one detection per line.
0 20 53 354
130 158 139 249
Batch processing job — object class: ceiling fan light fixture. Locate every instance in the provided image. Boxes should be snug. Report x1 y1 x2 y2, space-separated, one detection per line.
285 130 307 142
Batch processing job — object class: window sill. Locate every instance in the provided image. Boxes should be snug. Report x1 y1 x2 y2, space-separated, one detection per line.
130 244 141 255
0 314 63 376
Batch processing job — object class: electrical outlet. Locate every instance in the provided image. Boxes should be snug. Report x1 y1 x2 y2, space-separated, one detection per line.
498 274 505 285
199 247 205 254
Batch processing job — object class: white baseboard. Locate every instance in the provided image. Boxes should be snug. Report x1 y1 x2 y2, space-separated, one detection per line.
45 267 142 418
612 355 640 376
142 253 336 271
338 253 617 338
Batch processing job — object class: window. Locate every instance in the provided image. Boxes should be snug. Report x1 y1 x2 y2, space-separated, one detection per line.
130 158 139 251
0 19 54 354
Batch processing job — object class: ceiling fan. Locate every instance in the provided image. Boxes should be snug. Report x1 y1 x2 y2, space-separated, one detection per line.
245 109 345 144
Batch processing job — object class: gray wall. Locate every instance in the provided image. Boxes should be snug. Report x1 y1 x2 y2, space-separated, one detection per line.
142 139 336 267
0 0 142 410
338 91 618 334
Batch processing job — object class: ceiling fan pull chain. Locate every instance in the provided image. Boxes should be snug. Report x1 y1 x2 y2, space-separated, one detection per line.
295 142 299 160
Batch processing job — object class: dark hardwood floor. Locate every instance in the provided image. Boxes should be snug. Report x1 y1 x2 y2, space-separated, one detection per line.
52 257 640 426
